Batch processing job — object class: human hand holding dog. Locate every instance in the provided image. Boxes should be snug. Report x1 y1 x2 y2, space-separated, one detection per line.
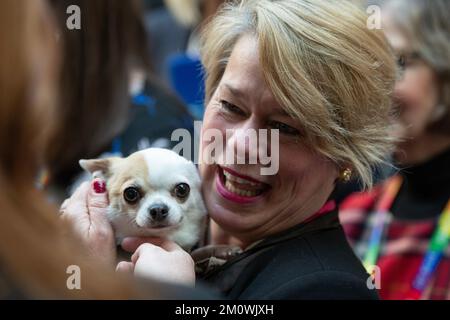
60 179 116 267
117 237 196 287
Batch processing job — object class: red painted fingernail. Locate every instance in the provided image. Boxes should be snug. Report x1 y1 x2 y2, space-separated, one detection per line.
93 180 106 193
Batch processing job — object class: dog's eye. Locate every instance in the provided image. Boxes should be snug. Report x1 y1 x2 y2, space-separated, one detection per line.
173 183 190 199
123 187 140 204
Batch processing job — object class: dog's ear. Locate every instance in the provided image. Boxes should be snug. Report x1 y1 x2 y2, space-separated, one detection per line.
79 158 118 179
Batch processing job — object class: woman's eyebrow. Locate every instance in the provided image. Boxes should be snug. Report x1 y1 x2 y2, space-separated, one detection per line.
222 83 247 100
222 83 290 116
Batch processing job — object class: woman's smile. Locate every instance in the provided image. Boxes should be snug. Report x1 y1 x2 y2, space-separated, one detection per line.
215 165 271 204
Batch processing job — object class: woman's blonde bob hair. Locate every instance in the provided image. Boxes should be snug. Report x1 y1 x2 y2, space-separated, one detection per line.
200 0 397 189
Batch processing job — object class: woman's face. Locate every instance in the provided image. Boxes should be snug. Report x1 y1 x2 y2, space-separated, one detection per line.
199 35 338 244
383 11 440 141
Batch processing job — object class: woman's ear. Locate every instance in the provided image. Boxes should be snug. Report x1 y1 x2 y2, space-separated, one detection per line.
79 158 118 179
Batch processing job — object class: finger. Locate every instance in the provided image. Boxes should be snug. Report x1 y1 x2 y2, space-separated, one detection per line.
157 239 183 252
130 246 142 265
87 178 108 207
116 261 134 274
59 199 69 215
71 181 91 203
130 243 155 265
121 237 165 253
61 182 90 219
86 178 110 225
60 199 69 211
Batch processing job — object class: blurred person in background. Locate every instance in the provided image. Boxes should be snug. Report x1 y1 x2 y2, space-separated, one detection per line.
340 0 450 300
0 0 142 299
164 0 227 56
145 0 228 118
145 0 227 79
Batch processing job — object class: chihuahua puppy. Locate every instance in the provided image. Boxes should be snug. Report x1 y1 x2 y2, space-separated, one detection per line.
80 148 206 249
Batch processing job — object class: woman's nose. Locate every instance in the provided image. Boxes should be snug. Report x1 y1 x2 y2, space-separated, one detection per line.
394 70 410 100
226 120 260 165
394 79 405 98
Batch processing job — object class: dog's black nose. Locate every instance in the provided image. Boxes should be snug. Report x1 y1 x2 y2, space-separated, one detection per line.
149 204 169 222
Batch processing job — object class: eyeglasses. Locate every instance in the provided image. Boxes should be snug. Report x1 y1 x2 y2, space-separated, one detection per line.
396 51 423 70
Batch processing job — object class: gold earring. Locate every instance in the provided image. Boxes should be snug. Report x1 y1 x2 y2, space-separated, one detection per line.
340 168 352 182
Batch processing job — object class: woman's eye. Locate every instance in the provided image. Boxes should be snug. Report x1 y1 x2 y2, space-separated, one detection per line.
397 54 406 69
397 52 421 69
269 121 300 136
219 100 246 116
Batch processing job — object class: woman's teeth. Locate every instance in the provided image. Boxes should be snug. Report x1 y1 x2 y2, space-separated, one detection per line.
223 171 259 186
223 170 264 197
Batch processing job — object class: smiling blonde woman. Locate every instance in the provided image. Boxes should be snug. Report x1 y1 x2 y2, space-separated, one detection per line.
195 0 396 299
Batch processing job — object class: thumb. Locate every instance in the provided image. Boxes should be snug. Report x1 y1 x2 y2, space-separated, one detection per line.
121 237 165 253
87 178 109 223
116 261 134 274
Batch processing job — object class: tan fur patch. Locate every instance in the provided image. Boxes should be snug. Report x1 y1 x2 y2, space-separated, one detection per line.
107 153 151 214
